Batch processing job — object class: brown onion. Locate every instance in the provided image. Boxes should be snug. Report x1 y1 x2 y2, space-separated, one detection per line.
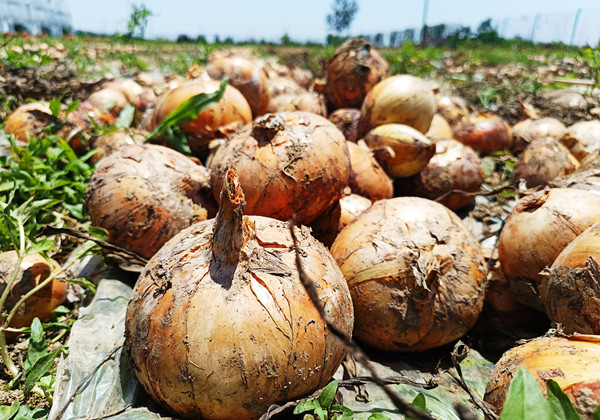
125 169 353 419
0 252 68 342
87 87 129 116
435 94 469 125
266 92 327 116
347 141 393 201
452 112 512 153
4 102 71 142
561 120 600 161
322 38 389 110
149 79 252 157
541 222 600 334
86 144 216 259
497 188 600 310
363 123 436 178
85 128 147 165
206 53 270 117
512 117 566 152
358 74 436 136
290 66 313 90
484 335 600 417
328 108 361 142
510 137 579 188
209 112 350 225
330 196 487 352
265 76 306 100
394 139 483 210
310 193 372 248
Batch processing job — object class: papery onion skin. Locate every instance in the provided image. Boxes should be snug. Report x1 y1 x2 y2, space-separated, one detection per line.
125 169 353 420
347 141 393 201
541 222 600 334
363 123 436 178
426 113 453 139
0 252 68 342
358 75 436 136
497 188 600 310
323 38 389 110
560 120 600 161
209 112 350 225
330 196 487 352
484 335 600 417
452 113 512 153
86 144 216 259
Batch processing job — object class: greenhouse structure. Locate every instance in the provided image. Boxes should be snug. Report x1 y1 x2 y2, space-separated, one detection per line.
0 0 72 36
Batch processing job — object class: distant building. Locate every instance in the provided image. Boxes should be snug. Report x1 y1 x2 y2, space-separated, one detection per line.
0 0 72 36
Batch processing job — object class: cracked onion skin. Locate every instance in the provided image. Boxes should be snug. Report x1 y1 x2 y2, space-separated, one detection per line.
330 197 487 352
86 144 216 259
484 335 600 417
497 188 600 311
209 112 350 225
125 169 354 420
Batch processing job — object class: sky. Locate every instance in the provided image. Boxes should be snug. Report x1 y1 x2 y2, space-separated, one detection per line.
69 0 600 44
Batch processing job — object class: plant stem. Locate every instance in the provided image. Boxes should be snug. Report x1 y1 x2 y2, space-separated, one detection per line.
0 251 24 378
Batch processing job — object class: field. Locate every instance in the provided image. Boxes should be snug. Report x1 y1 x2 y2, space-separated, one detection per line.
1 32 600 419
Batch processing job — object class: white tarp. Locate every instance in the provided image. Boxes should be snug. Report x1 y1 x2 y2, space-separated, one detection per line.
0 0 72 36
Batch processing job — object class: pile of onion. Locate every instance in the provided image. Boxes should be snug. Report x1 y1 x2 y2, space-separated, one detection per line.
125 169 353 419
330 196 487 352
321 37 389 110
86 144 216 259
148 79 252 157
0 252 68 341
209 112 350 225
497 188 600 310
484 334 600 417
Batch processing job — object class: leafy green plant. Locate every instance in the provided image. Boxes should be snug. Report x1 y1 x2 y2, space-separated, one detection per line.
580 42 600 90
0 401 48 420
499 367 592 420
127 2 153 39
293 380 354 420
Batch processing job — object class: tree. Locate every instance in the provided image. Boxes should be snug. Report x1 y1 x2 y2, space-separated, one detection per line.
127 2 153 39
326 0 359 35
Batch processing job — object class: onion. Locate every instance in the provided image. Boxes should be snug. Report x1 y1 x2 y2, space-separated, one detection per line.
0 252 67 342
322 38 389 110
426 113 453 139
435 94 469 125
206 53 270 117
541 222 600 334
209 112 350 225
290 66 313 90
266 92 327 116
560 120 600 161
497 188 600 310
347 141 393 201
87 87 129 116
86 144 216 259
85 128 147 165
484 335 600 416
330 196 487 352
510 137 579 188
125 169 353 419
310 192 372 248
265 76 306 100
4 102 71 142
452 112 512 153
394 139 483 210
149 79 252 157
328 108 361 142
512 117 566 152
363 123 436 178
358 74 436 136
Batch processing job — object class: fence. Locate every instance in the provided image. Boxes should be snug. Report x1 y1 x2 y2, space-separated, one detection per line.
362 9 600 48
0 0 72 36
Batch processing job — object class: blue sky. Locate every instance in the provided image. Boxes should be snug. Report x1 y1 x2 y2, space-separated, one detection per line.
70 1 600 44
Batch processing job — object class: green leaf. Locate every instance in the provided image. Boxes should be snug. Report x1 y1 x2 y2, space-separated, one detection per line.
593 404 600 420
28 318 47 368
116 104 135 129
313 400 325 420
411 393 427 411
24 347 62 395
65 100 80 116
294 399 317 414
330 404 354 419
0 401 20 420
546 380 580 420
500 367 554 420
49 99 61 117
88 226 109 241
147 77 228 151
317 380 338 409
368 414 391 420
